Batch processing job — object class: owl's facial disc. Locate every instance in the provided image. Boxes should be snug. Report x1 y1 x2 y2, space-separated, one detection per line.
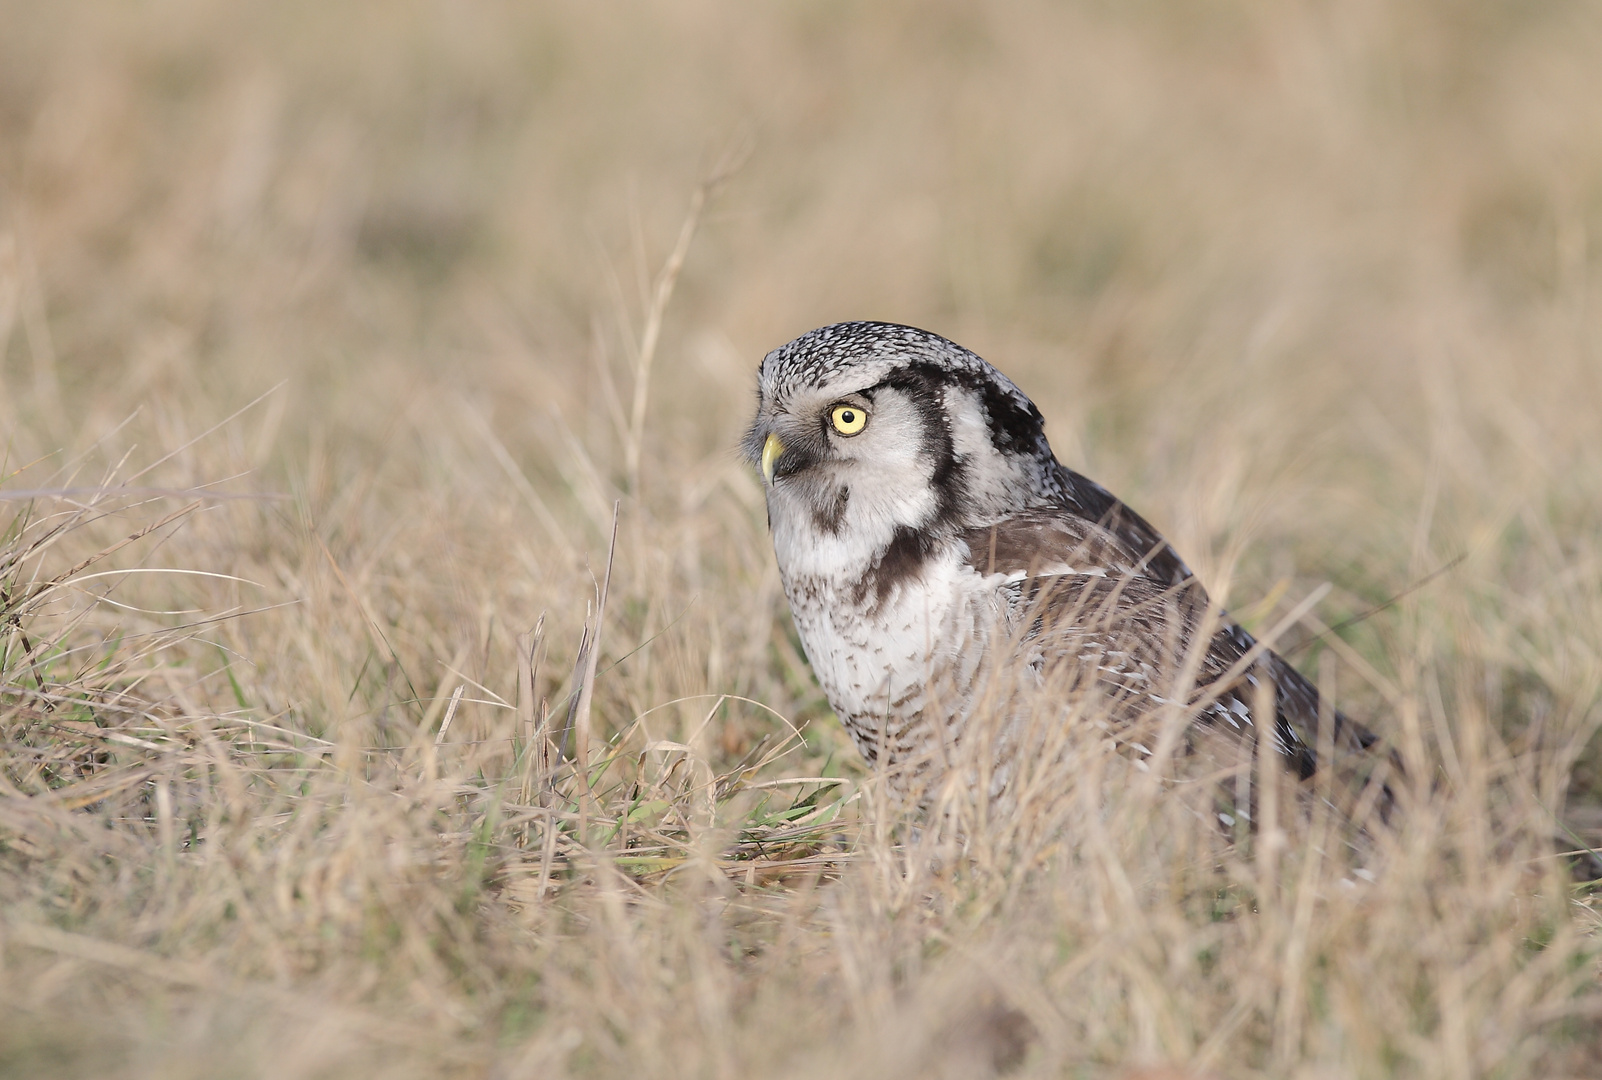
751 383 946 551
762 396 868 485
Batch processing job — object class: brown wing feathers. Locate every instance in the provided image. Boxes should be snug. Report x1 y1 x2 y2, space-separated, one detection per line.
959 510 1386 786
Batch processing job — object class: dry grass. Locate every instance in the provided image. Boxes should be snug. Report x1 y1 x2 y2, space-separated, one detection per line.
2 2 1600 1076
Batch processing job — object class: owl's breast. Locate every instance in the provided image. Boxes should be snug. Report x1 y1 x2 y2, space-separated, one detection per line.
778 549 1002 754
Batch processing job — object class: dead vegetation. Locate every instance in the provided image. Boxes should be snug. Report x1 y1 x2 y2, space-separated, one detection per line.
1 2 1600 1077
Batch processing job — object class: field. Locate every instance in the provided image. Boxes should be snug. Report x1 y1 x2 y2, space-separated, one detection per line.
2 3 1601 1077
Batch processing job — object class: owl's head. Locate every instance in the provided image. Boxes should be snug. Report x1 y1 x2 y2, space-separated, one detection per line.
744 322 1063 566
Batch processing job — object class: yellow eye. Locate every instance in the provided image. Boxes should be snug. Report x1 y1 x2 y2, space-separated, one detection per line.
829 404 867 436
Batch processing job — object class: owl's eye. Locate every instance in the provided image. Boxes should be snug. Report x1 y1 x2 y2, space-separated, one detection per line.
829 404 868 436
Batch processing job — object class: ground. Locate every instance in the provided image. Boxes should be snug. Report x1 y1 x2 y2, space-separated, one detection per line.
1 3 1600 1077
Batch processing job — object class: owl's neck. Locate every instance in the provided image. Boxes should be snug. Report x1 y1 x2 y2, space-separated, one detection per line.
763 444 1056 595
771 499 926 587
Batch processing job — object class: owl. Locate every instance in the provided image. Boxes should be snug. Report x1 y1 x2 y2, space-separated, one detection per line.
745 321 1390 811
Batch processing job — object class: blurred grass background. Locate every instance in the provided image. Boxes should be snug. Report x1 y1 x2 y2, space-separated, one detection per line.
1 2 1600 1077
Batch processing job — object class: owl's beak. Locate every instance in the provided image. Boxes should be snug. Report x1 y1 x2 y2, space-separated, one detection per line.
761 432 784 485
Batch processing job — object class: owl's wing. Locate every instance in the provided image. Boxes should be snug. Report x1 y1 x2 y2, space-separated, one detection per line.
1050 462 1194 587
958 513 1391 796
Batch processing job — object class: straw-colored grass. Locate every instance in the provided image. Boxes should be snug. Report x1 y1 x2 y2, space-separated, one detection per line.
2 3 1599 1077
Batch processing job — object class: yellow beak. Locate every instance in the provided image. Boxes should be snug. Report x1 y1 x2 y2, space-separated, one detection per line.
761 432 784 485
